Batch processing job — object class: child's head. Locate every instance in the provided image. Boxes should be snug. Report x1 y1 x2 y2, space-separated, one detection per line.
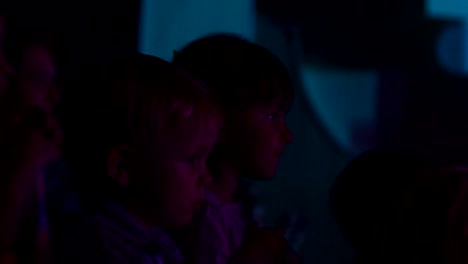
384 167 468 264
68 54 221 230
329 149 430 255
0 16 13 98
173 34 294 181
4 25 59 112
438 168 468 264
16 44 58 111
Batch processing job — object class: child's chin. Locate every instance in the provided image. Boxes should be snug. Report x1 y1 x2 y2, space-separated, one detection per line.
176 212 195 227
253 169 277 181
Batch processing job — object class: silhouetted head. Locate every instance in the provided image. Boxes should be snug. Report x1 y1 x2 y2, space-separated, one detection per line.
0 15 12 97
173 33 294 181
330 149 430 257
66 53 222 230
4 23 59 112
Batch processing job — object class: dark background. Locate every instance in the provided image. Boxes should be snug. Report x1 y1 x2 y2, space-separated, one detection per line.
4 0 468 262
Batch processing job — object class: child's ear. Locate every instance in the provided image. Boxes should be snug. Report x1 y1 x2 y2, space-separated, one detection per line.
107 144 132 187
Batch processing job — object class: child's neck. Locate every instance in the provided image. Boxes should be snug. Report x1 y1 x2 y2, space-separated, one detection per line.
209 166 240 204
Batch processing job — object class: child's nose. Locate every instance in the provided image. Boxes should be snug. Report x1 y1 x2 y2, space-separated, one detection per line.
197 167 212 188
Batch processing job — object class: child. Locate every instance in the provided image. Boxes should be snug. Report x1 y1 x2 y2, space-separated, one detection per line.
63 53 221 264
173 34 295 264
0 16 12 96
438 167 468 264
5 28 59 112
0 20 61 263
379 166 468 264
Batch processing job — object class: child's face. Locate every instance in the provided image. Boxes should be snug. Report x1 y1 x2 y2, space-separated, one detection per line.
18 45 58 111
231 95 293 180
133 118 217 229
0 18 12 97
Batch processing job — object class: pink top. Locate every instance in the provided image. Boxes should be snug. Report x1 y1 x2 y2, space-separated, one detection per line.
192 190 247 264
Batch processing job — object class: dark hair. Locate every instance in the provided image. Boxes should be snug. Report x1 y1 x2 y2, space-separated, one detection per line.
329 149 429 252
396 167 468 264
63 53 221 210
173 33 293 113
436 168 468 264
3 17 58 72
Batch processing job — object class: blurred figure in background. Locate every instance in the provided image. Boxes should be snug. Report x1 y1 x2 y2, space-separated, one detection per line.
329 149 431 264
0 18 61 264
0 16 12 97
379 166 468 264
5 24 59 112
440 167 468 264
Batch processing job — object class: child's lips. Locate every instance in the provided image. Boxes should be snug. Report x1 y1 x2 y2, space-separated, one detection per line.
192 199 205 210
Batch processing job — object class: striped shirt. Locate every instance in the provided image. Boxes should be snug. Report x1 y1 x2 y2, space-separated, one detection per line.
92 202 184 264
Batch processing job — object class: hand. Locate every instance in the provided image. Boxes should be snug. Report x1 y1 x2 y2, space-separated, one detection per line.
284 248 301 264
233 223 298 264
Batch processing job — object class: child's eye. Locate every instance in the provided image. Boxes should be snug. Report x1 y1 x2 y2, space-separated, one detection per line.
184 155 196 164
184 153 201 164
268 112 280 120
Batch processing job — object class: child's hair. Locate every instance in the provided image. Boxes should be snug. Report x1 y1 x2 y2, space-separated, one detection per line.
172 33 293 113
64 53 221 210
395 167 468 264
329 149 430 252
3 17 58 70
438 168 468 264
173 34 293 183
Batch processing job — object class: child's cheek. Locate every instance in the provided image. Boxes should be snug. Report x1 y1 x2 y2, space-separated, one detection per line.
171 163 195 191
250 125 275 151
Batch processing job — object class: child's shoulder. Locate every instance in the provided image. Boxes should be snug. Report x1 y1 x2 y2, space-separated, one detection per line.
204 190 244 224
201 190 229 228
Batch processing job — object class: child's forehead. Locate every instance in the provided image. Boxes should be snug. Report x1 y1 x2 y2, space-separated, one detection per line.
260 97 291 111
254 75 292 104
153 134 212 161
158 117 219 148
251 93 293 112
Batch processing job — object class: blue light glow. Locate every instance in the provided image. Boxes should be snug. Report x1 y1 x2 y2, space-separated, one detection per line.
427 0 468 20
301 66 379 154
139 0 255 61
